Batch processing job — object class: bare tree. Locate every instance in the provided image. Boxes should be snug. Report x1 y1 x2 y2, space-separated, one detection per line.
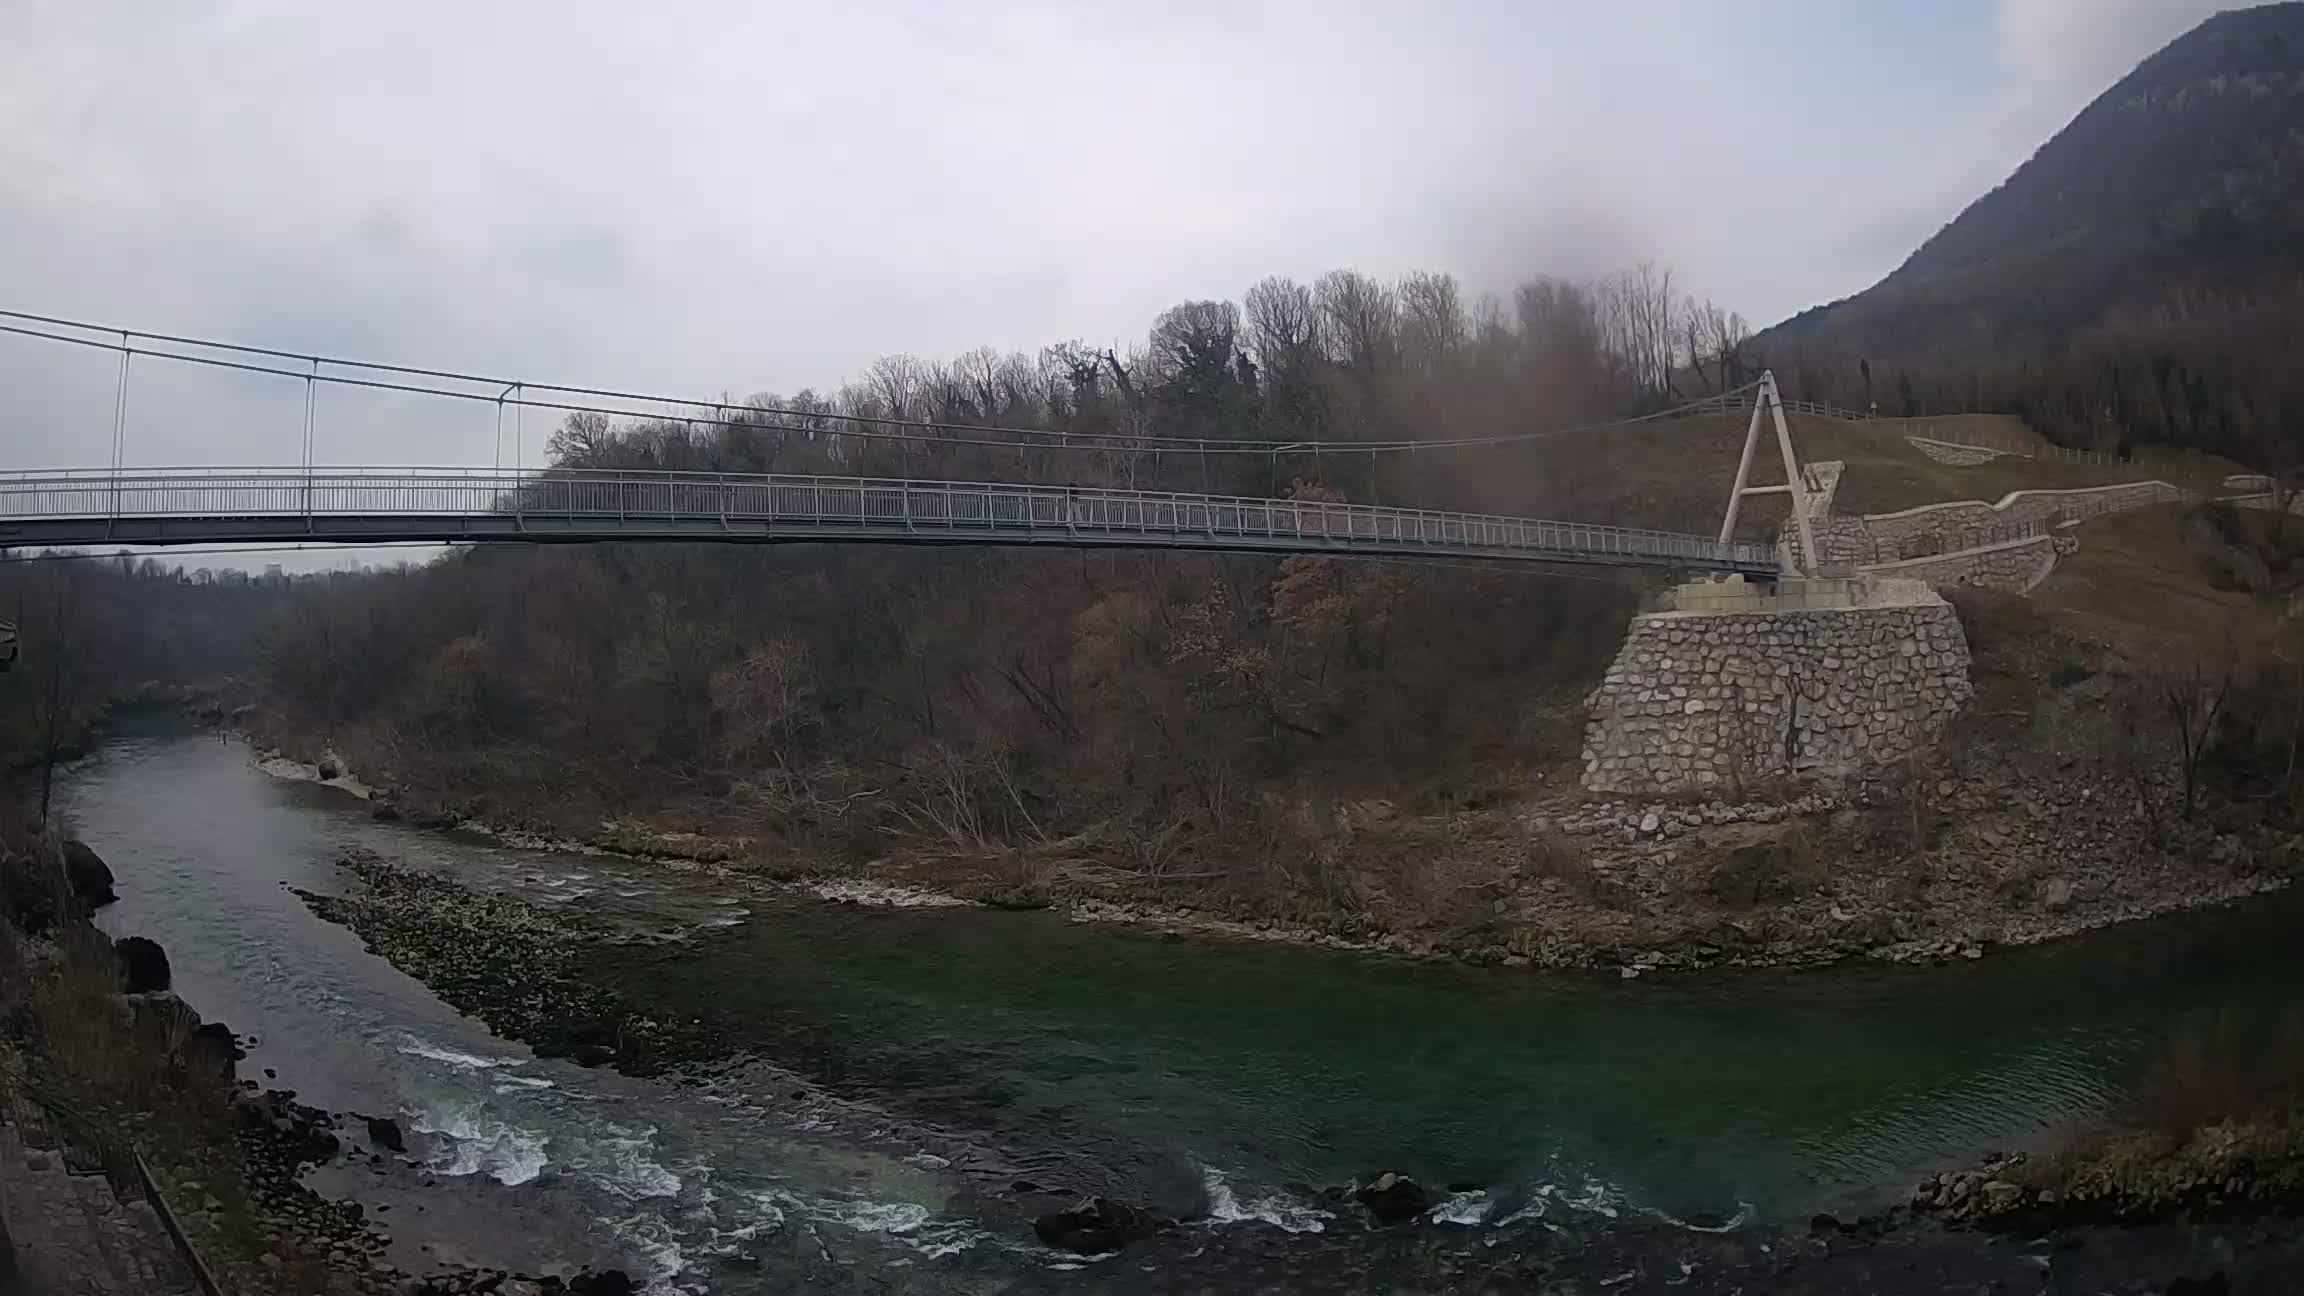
1315 270 1398 378
1243 276 1323 379
2160 631 2247 817
24 566 87 825
1396 270 1469 377
1244 276 1326 442
1681 297 1752 393
1596 261 1681 403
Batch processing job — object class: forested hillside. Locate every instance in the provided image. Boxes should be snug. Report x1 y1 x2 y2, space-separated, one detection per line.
1 555 297 780
255 262 1751 878
1753 3 2304 465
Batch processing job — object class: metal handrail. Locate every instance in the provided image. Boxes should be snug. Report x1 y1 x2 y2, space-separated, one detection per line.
0 466 1781 571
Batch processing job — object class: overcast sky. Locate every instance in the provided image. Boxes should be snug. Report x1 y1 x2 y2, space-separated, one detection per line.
0 0 2241 479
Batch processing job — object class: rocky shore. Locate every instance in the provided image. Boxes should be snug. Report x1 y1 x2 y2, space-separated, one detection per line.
4 848 643 1295
249 727 2302 980
294 849 723 1075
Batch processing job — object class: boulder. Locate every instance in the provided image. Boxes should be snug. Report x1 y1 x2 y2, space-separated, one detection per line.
569 1271 635 1296
368 1116 408 1153
1353 1172 1430 1225
272 1115 341 1163
1032 1197 1157 1254
318 757 343 780
115 935 173 993
123 990 201 1040
63 840 117 909
569 1044 617 1069
186 1022 243 1080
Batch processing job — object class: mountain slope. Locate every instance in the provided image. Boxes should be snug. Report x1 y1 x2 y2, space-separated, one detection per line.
1753 3 2304 459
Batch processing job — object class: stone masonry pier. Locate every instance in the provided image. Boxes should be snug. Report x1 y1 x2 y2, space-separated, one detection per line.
1581 576 1973 795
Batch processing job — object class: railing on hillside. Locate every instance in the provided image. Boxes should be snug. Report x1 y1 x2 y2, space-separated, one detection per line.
1 1087 225 1296
0 466 1781 573
1665 390 1878 421
1902 423 2132 468
1861 487 2179 565
1874 520 2051 563
1676 387 2141 468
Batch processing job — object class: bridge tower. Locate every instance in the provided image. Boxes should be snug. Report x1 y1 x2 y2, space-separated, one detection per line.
1715 370 1818 576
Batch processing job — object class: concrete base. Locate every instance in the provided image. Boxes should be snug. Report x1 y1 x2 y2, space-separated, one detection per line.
1660 574 1939 615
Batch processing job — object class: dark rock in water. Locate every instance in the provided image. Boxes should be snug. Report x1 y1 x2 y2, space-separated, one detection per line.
187 1021 242 1079
63 840 117 909
318 757 342 780
569 1270 635 1296
569 1044 616 1068
272 1114 341 1163
1683 1210 1730 1230
368 1116 408 1153
371 802 403 821
979 885 1052 911
232 1093 274 1130
1809 1211 1844 1234
1354 1172 1430 1225
115 935 172 992
1033 1197 1157 1254
2166 1274 2229 1296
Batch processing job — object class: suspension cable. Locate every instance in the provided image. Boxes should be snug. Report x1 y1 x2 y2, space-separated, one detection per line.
0 308 1761 459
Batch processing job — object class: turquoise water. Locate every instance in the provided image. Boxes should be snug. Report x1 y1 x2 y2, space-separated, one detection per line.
59 729 2304 1287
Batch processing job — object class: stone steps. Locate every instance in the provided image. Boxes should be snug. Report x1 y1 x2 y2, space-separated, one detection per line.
1 1114 199 1296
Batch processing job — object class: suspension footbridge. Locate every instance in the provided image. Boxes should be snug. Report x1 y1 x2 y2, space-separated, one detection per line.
0 311 1806 577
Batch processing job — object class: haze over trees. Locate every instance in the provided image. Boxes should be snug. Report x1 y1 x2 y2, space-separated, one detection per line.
255 260 1750 888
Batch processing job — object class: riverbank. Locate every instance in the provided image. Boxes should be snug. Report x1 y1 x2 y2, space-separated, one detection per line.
43 730 2304 1292
0 830 638 1295
285 845 2304 1293
246 729 2300 977
234 569 2304 976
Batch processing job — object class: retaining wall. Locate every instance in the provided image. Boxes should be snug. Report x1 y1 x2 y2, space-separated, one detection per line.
1857 533 2075 595
1581 584 1973 795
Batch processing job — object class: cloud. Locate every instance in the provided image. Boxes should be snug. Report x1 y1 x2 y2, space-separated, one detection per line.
0 0 2221 492
1995 0 2228 128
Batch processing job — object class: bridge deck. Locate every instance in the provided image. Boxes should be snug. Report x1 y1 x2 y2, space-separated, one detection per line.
0 468 1779 574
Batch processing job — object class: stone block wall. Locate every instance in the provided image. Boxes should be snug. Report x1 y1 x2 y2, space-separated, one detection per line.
1858 534 2070 595
1858 481 2186 558
1581 592 1974 795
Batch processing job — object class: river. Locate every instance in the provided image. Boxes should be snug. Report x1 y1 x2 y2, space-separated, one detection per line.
56 728 2304 1291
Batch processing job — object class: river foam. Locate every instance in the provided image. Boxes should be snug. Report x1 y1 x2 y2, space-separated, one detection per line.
410 1100 551 1186
396 1032 519 1071
570 1124 685 1201
1198 1165 1333 1234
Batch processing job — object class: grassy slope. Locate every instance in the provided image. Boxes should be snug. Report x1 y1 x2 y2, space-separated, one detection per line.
2035 503 2296 651
1524 411 2246 537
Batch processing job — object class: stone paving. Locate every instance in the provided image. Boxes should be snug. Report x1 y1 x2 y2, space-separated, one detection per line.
0 1116 198 1296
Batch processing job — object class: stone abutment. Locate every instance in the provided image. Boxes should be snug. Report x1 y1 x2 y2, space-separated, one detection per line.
1581 578 1973 795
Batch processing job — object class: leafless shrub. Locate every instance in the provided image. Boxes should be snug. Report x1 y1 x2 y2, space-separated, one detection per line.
2122 1008 2304 1141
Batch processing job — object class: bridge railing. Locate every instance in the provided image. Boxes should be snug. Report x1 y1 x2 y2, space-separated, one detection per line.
0 467 1779 571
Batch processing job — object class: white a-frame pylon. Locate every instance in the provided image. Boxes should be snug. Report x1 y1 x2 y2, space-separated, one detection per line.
1716 370 1817 576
